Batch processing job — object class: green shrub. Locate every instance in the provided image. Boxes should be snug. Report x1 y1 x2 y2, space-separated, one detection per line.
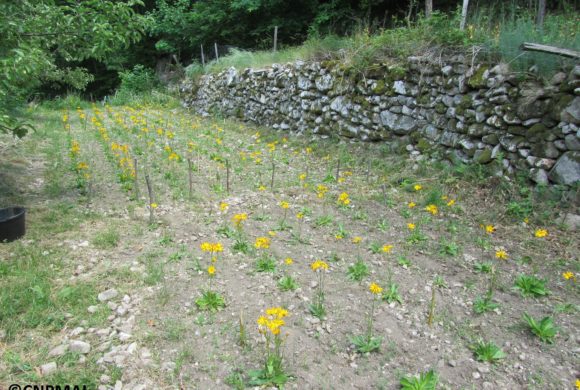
118 65 157 94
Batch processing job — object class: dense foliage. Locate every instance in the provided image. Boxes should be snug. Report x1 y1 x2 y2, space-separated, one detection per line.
0 0 146 136
0 0 577 137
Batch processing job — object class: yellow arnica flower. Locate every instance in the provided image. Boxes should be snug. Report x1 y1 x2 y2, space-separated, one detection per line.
352 236 362 244
447 199 455 207
257 307 289 335
335 234 344 240
337 192 350 205
338 177 346 183
266 307 289 319
257 315 268 326
576 378 580 390
76 162 89 170
369 282 383 295
407 223 416 231
408 202 416 208
258 185 266 191
268 231 277 237
200 242 223 253
534 229 548 238
562 271 576 281
267 319 284 335
207 265 216 275
485 225 496 234
296 212 304 219
280 201 290 209
382 244 393 253
232 213 248 226
299 173 307 181
285 258 293 265
425 204 438 215
414 184 422 191
219 202 229 212
150 203 158 209
495 250 508 260
254 237 271 249
311 259 329 272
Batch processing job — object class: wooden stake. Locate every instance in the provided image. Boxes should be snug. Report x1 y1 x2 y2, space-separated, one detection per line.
133 157 140 200
214 42 219 61
335 156 341 181
427 287 436 327
460 0 469 31
226 159 230 195
273 26 278 52
187 158 194 200
200 44 205 67
145 172 154 225
270 161 276 192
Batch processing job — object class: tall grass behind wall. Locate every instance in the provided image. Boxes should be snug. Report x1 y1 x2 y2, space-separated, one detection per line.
185 1 578 79
468 1 579 74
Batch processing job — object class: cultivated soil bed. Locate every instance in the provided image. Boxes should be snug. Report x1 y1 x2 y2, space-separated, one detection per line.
0 105 578 390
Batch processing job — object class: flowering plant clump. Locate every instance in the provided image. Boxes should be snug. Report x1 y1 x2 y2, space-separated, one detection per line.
279 201 290 226
200 242 224 256
254 236 271 249
316 184 328 199
351 282 383 353
485 224 496 234
249 307 291 387
232 213 248 228
337 192 351 206
310 260 329 319
495 249 508 260
425 204 438 215
563 271 576 282
382 244 394 253
196 242 225 312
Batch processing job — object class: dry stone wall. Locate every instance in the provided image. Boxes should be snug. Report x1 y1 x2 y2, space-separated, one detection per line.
181 57 580 186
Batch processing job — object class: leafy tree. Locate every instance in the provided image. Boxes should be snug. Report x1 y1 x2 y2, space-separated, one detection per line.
0 0 146 136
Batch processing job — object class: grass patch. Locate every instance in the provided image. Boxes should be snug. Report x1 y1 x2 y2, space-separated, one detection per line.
91 226 120 249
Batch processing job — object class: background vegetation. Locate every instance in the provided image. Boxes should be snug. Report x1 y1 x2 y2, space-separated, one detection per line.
1 0 578 136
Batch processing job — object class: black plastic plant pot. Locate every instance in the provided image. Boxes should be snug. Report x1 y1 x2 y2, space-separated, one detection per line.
0 207 26 242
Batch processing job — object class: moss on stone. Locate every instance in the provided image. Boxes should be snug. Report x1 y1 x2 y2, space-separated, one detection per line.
467 65 489 89
435 102 447 114
416 138 431 153
528 123 549 141
417 93 430 105
372 79 387 95
388 65 406 80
